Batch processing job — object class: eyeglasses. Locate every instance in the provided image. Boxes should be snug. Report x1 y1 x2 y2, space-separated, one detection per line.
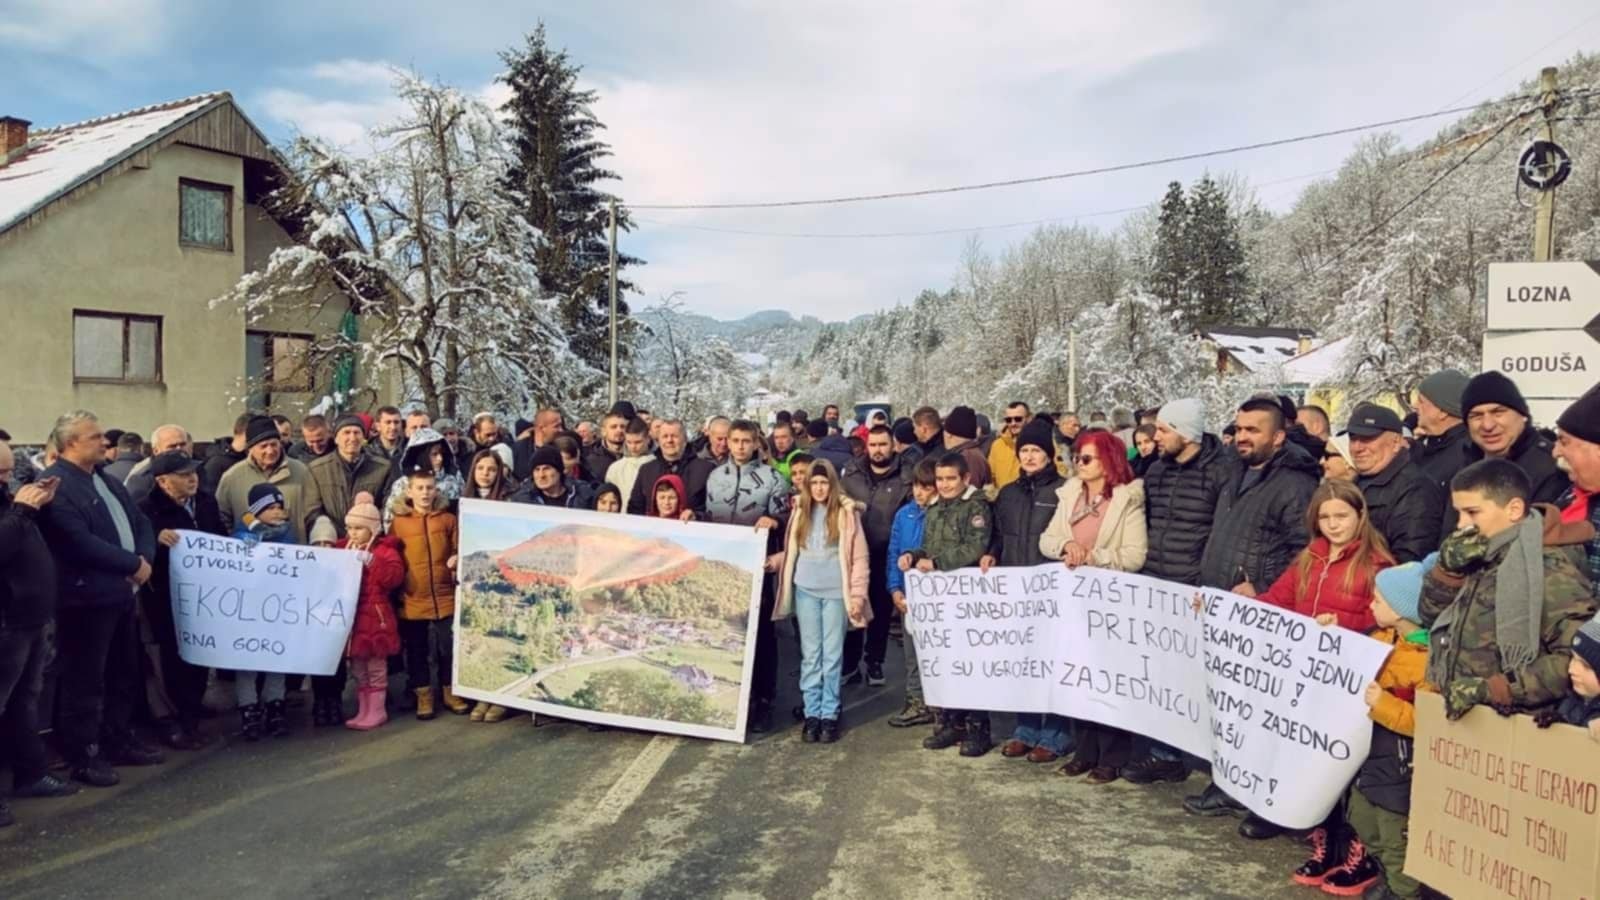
1075 454 1098 465
1003 416 1025 424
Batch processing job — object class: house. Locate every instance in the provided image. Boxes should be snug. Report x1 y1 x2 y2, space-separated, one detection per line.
1278 336 1406 424
1202 326 1317 376
670 665 714 692
0 93 392 444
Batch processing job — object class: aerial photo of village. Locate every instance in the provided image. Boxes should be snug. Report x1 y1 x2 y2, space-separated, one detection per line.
454 505 763 732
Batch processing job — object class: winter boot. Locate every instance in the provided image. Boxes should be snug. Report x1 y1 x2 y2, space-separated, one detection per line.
959 719 993 757
264 700 290 738
1292 827 1335 886
239 703 264 742
347 688 389 731
482 704 509 723
1321 838 1381 896
470 702 489 722
923 714 965 750
888 700 935 728
441 685 471 715
415 687 436 721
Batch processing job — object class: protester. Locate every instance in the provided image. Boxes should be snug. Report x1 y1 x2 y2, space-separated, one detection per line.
512 445 595 508
1553 384 1600 594
1040 430 1147 783
103 431 145 484
1321 435 1356 482
839 425 913 687
627 420 713 516
553 434 589 484
593 483 623 513
232 483 298 740
216 415 315 543
123 424 191 503
368 406 406 468
202 414 252 495
0 445 78 824
768 421 802 483
389 466 464 720
1421 459 1594 720
892 419 924 467
271 415 294 445
138 451 225 749
1130 424 1158 478
605 418 652 503
805 418 853 472
940 406 991 489
910 453 994 756
466 448 516 501
1298 405 1332 441
1412 369 1471 493
575 421 597 448
39 411 162 786
887 458 938 728
1460 372 1570 505
700 416 732 466
767 459 869 744
434 419 475 463
648 475 688 518
1341 402 1443 563
911 406 944 460
986 421 1068 763
1533 614 1600 734
987 401 1030 489
287 415 334 463
383 427 464 524
1258 480 1394 631
339 492 407 730
471 412 502 451
585 408 629 483
306 414 397 540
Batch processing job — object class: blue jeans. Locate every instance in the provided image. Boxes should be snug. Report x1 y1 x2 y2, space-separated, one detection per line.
795 587 845 719
1013 713 1073 754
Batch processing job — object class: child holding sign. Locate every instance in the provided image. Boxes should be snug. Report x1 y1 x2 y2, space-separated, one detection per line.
389 469 463 720
233 483 296 741
339 493 406 731
887 458 938 728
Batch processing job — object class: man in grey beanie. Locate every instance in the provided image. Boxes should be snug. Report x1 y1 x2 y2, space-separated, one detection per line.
1413 368 1471 494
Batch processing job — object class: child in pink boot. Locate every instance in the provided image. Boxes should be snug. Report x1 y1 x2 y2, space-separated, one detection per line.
339 493 405 730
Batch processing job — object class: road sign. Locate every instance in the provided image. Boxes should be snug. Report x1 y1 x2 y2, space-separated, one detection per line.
1487 261 1600 331
1527 398 1573 428
1482 329 1598 399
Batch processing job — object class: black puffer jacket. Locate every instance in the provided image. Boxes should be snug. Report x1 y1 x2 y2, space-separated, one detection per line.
1198 442 1320 590
1142 434 1237 586
0 485 58 629
1462 424 1571 507
1413 423 1469 494
988 466 1065 567
839 454 912 551
1356 448 1443 563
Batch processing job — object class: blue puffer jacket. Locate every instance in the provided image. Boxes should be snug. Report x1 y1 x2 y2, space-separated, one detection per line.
885 502 926 596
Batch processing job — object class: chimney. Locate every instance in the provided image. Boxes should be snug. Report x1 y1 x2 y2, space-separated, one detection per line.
0 116 30 163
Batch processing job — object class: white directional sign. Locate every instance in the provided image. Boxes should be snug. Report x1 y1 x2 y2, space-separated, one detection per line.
1482 330 1598 399
1487 261 1600 331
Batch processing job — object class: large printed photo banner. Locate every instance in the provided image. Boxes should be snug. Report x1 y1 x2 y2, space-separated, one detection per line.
905 564 1393 829
169 530 363 675
451 499 766 743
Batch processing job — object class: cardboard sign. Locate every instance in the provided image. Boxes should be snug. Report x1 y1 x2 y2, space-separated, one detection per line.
1405 692 1600 900
904 564 1392 829
169 530 362 675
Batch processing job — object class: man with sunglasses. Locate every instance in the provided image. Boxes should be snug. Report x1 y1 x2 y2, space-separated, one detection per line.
986 401 1032 490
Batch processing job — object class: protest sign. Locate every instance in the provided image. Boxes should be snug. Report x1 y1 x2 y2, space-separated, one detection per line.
451 500 765 743
169 530 363 675
904 564 1392 828
1404 692 1600 900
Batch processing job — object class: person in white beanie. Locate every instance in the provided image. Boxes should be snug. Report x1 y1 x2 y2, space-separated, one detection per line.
309 515 338 547
1321 434 1356 482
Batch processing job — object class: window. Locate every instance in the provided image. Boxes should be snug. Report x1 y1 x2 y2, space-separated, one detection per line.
73 311 162 383
179 178 231 250
246 330 314 408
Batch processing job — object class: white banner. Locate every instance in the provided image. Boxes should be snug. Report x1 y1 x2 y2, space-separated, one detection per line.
905 564 1393 828
168 530 363 675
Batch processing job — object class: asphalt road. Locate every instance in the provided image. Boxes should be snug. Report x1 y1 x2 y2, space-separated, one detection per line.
0 629 1310 899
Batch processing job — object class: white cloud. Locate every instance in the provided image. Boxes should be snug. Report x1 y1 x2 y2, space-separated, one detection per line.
304 59 401 89
0 0 171 57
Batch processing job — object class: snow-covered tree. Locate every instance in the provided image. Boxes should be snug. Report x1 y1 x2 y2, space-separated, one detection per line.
632 299 752 426
217 72 595 419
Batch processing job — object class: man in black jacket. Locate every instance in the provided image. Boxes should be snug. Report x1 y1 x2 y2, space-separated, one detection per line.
1187 398 1319 839
1412 368 1471 493
626 420 714 516
37 410 163 788
511 445 597 508
0 443 80 825
583 408 630 484
200 413 250 496
137 452 227 750
1460 372 1570 506
1343 403 1443 562
839 426 913 686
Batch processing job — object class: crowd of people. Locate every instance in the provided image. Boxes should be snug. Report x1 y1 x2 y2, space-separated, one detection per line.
2 374 1599 900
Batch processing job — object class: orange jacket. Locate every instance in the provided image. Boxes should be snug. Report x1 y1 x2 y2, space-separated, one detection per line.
389 495 458 621
1368 626 1429 737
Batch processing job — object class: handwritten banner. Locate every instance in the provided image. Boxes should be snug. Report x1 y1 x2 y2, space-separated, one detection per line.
168 530 362 675
904 564 1391 828
1405 692 1600 900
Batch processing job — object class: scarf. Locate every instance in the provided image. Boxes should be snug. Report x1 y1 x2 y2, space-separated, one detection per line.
1563 486 1595 525
1427 512 1547 684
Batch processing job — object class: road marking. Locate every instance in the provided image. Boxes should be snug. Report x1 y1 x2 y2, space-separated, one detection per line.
584 734 680 827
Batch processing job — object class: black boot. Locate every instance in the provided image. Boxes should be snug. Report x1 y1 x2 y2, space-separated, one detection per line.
264 700 290 738
922 717 964 750
1182 782 1246 817
239 704 264 742
748 701 774 734
959 719 993 757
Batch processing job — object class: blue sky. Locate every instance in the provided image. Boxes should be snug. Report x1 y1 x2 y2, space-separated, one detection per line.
7 1 1599 320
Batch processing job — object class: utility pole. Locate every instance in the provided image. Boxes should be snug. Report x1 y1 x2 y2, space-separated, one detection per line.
1067 329 1078 412
1534 66 1559 262
608 198 619 405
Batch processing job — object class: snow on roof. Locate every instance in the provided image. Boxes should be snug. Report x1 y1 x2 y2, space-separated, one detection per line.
1281 335 1352 385
0 93 225 235
1204 327 1315 373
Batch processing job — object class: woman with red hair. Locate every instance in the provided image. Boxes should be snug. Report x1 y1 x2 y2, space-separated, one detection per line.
1038 429 1148 782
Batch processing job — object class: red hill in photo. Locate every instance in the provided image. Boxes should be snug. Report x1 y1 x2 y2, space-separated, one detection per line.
495 524 701 592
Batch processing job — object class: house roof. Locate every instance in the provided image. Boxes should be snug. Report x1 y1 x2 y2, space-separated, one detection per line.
1203 326 1317 373
0 92 277 238
1281 335 1352 385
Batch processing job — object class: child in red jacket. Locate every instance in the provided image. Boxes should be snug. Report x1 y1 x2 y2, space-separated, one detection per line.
340 492 405 731
1259 481 1395 632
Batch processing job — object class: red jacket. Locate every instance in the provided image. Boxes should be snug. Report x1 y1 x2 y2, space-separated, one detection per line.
1258 536 1389 633
339 535 405 658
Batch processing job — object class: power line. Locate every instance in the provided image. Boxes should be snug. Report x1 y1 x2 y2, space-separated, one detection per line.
627 96 1534 211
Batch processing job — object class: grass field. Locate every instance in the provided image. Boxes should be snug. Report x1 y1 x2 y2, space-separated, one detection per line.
538 654 663 699
455 633 524 693
642 644 746 683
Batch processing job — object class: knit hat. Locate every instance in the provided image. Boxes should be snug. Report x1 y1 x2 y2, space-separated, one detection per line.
345 491 382 535
806 419 829 440
1157 398 1205 444
530 444 564 474
246 482 285 517
332 413 366 437
245 415 280 449
1374 553 1435 625
1572 614 1600 674
490 442 514 472
945 406 977 440
309 515 338 545
1017 419 1055 456
1557 382 1600 445
975 413 992 436
893 420 917 445
1461 371 1530 418
1418 369 1469 419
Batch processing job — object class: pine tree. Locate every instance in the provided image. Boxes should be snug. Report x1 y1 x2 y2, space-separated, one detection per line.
1186 174 1250 328
1149 182 1192 324
499 23 641 375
